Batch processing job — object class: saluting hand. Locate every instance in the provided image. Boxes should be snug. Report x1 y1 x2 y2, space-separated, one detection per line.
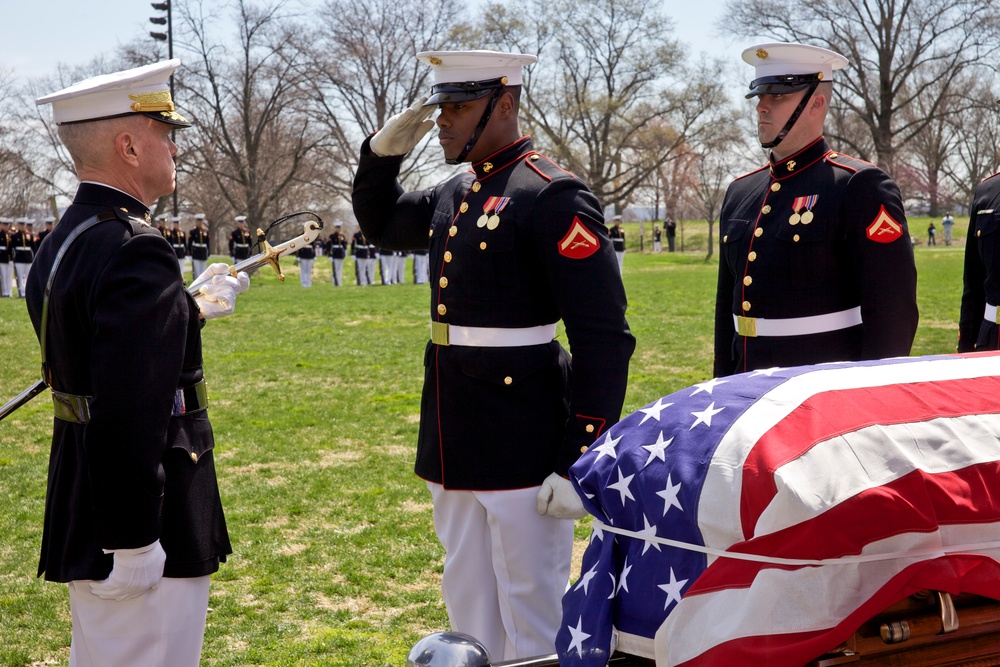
370 97 436 157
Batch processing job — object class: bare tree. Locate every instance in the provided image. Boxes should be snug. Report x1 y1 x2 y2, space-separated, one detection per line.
945 78 1000 208
297 0 462 198
176 0 325 234
683 108 752 260
719 0 1000 176
456 0 728 212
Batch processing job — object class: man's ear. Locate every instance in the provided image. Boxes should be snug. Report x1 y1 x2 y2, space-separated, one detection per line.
496 91 515 119
116 131 140 167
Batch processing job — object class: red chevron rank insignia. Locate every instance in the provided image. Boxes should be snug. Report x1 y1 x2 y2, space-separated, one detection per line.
866 205 903 243
558 217 600 259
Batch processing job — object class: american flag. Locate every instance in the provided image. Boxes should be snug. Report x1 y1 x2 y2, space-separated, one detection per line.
557 353 1000 666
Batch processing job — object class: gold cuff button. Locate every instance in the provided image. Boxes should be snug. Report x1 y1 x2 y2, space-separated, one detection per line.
437 303 447 315
504 376 513 385
444 251 453 262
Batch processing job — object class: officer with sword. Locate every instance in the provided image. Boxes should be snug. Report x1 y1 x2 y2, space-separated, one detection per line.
25 59 249 667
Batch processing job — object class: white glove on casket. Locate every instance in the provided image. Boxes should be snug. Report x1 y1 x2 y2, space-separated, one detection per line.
536 472 587 520
370 97 436 157
89 539 166 601
194 262 250 320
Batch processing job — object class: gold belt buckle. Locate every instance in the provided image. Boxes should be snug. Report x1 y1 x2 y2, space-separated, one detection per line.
736 315 758 338
995 309 1000 325
431 321 450 346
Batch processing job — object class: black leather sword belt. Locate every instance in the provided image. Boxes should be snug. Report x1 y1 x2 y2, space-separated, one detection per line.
52 378 208 424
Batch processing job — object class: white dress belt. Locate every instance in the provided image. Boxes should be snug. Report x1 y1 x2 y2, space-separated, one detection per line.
734 306 862 338
431 322 557 347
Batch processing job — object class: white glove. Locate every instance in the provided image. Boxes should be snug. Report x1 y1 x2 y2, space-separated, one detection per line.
370 97 436 157
89 540 166 601
536 472 587 520
194 262 250 320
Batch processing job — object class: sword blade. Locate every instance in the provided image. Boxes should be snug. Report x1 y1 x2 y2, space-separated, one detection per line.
0 378 48 422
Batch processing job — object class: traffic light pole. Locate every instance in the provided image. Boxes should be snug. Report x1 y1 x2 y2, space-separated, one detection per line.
150 1 178 216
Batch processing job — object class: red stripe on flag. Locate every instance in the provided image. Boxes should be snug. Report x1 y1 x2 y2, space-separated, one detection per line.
740 376 1000 538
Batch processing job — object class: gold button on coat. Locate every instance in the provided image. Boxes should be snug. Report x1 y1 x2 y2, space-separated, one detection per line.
449 226 458 237
480 241 487 250
580 445 589 453
585 424 595 433
472 182 481 192
437 304 447 315
793 234 800 242
460 202 469 213
754 228 763 238
504 376 513 385
762 205 772 214
190 452 199 462
748 251 757 261
444 251 453 262
770 182 781 192
742 300 751 311
439 277 448 288
723 235 728 242
743 275 752 286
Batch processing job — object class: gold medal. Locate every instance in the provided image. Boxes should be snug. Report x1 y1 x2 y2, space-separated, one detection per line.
800 210 814 224
486 214 500 230
477 214 489 228
789 212 801 225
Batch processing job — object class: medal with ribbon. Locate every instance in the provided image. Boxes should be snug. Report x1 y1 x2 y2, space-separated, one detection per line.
789 195 818 225
477 196 512 230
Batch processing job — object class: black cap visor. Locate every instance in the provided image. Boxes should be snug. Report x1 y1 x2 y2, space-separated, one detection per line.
746 73 823 99
423 78 506 106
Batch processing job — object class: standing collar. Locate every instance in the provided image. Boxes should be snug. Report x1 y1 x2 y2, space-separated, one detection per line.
470 136 534 180
769 136 830 179
75 182 151 222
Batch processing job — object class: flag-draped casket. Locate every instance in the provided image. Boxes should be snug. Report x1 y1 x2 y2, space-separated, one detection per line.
556 353 1000 667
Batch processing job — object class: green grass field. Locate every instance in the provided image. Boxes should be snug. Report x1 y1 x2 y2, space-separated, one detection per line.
0 216 969 666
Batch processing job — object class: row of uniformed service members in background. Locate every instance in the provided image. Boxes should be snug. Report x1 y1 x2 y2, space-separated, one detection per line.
19 35 1000 667
0 217 52 298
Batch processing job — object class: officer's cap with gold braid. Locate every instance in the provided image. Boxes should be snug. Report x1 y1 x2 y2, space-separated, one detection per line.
36 59 190 127
742 43 847 99
417 50 538 106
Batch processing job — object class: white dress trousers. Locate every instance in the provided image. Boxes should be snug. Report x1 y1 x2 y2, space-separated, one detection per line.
0 262 12 296
68 575 211 667
427 482 573 662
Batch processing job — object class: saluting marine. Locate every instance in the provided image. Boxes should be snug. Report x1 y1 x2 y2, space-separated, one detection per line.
229 215 253 263
714 43 917 377
325 222 348 286
0 218 13 297
166 215 187 275
187 213 211 279
11 218 37 298
352 50 634 661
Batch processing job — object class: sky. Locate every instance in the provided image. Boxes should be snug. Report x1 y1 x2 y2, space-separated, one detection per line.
0 0 756 84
